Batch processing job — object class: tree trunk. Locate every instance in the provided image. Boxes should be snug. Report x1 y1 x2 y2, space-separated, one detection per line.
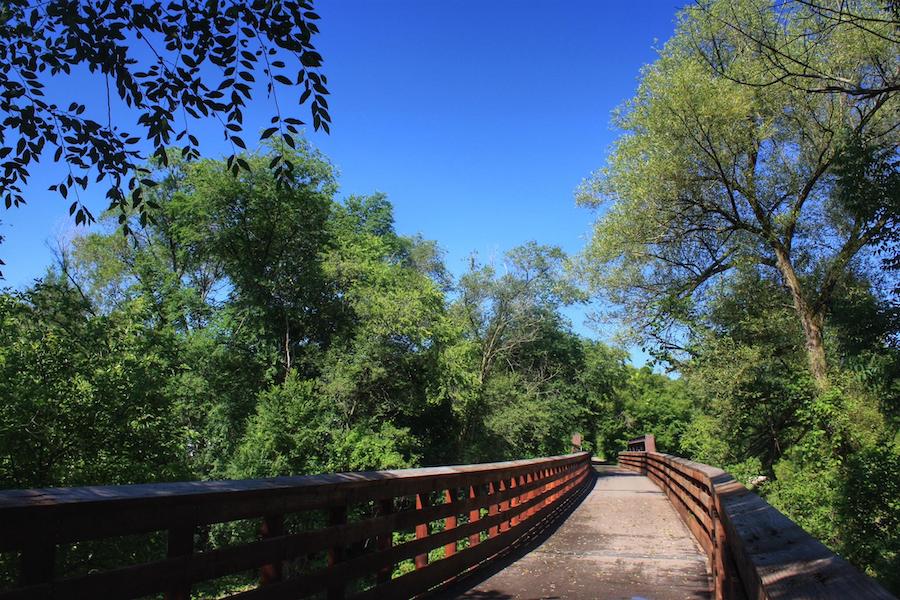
774 247 829 388
283 312 292 374
798 307 828 387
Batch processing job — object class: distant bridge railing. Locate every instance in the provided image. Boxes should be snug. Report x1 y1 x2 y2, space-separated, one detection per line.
0 452 591 599
625 434 656 452
619 436 894 600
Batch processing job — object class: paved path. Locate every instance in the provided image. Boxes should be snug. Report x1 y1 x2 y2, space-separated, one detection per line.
442 466 711 600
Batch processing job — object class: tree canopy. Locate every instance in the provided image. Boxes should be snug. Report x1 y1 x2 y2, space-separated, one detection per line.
693 0 900 98
578 0 898 386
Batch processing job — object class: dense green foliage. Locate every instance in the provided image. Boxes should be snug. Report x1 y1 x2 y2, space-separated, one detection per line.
0 143 665 589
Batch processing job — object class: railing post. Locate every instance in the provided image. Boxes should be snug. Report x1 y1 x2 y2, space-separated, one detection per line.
552 467 561 502
546 468 555 503
520 474 528 519
498 479 510 533
487 481 499 538
524 472 534 520
468 485 480 547
541 468 550 509
560 466 567 497
20 538 54 587
443 489 457 557
376 498 394 584
509 476 520 527
259 514 284 585
645 434 657 453
414 493 430 569
165 525 193 600
328 505 347 600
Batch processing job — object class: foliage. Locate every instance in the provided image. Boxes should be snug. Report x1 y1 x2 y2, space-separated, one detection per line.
838 445 900 590
762 381 900 589
577 0 898 385
0 280 188 489
692 0 900 98
0 0 330 271
229 373 418 478
444 244 592 460
0 141 638 492
619 368 694 455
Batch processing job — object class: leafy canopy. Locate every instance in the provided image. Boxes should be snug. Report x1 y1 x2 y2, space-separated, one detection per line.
577 0 898 383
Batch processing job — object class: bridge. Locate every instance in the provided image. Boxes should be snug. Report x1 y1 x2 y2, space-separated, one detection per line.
0 435 894 599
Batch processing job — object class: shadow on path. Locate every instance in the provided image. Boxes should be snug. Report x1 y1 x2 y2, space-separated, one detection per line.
429 469 599 600
430 464 712 600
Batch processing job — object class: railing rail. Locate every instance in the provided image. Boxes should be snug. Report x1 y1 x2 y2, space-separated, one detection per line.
619 444 895 600
625 434 656 453
0 452 592 599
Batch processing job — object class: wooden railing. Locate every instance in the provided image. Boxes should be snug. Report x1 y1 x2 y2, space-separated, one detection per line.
0 452 591 600
619 446 895 600
625 434 656 452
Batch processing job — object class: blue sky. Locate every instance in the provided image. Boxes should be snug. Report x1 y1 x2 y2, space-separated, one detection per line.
2 1 685 362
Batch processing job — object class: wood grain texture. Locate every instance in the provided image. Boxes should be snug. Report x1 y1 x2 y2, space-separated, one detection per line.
619 448 895 600
0 453 591 600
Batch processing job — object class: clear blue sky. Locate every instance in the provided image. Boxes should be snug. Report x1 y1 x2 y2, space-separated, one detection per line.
2 0 684 362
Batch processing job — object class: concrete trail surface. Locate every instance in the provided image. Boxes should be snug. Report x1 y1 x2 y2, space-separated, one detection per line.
440 465 712 600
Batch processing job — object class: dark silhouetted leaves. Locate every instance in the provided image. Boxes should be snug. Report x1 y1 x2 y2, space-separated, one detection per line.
0 0 332 273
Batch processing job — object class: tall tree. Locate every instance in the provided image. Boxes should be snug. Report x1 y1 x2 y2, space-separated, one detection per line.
456 243 584 386
187 146 337 375
446 243 585 454
578 0 898 386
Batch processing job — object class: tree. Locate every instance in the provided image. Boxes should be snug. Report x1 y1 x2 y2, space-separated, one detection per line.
693 0 900 285
681 268 816 470
456 243 584 386
59 144 458 475
444 243 586 457
0 0 330 266
692 0 900 98
315 193 455 465
578 0 898 386
186 146 338 375
0 279 188 489
66 143 340 375
577 341 631 459
620 367 695 455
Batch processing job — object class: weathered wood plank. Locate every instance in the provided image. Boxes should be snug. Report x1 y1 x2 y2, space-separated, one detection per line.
0 454 590 600
620 447 896 600
0 453 587 551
